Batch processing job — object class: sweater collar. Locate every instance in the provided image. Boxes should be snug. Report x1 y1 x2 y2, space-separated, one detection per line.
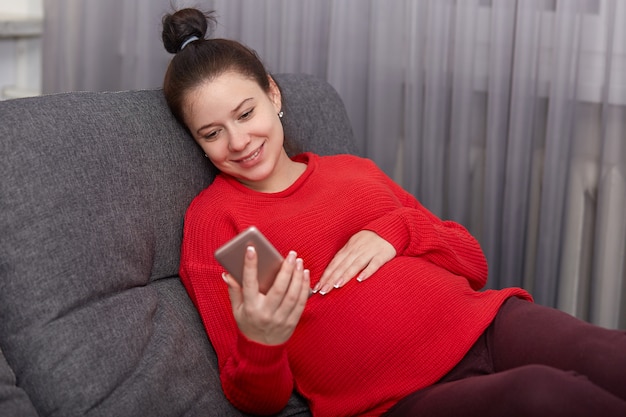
220 152 317 197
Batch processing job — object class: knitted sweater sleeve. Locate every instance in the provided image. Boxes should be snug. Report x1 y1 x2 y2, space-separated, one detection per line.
179 199 294 415
362 163 488 290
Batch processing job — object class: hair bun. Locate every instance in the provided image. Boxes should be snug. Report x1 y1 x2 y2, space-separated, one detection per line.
162 8 217 54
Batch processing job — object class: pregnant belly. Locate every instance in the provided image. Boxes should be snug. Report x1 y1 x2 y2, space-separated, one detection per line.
287 257 499 398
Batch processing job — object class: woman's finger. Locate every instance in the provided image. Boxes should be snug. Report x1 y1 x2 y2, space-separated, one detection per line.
275 262 310 331
287 268 310 326
265 251 298 303
315 231 396 294
223 271 243 308
241 245 260 299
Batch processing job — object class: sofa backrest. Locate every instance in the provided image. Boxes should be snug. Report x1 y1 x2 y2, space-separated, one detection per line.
0 73 356 417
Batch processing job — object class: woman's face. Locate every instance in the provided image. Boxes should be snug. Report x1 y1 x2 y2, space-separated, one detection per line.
184 71 288 192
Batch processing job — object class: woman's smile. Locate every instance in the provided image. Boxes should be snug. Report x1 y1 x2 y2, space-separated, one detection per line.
233 141 265 166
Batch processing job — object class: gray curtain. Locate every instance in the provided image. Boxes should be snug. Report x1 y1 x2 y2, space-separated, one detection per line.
42 0 626 329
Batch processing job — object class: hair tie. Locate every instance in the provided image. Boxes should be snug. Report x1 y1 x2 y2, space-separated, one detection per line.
180 35 200 51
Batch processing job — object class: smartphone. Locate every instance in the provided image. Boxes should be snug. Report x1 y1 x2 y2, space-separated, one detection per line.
214 226 284 294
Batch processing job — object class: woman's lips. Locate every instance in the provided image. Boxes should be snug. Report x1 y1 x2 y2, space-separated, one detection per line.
234 142 264 165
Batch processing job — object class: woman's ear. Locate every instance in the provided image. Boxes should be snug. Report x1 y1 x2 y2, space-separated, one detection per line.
267 75 282 113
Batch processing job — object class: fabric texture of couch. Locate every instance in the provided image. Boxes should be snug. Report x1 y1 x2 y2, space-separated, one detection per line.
0 73 357 417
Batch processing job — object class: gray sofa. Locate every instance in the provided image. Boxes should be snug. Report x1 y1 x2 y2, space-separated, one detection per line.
0 73 357 417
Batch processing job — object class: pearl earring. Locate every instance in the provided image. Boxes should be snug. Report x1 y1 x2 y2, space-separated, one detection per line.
278 111 284 118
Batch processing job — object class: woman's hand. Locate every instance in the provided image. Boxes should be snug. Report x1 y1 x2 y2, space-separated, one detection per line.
223 247 310 346
313 230 396 295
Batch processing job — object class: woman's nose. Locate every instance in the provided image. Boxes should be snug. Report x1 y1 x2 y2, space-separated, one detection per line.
228 128 250 151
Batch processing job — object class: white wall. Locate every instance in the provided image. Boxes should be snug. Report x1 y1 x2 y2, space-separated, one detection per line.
0 0 43 99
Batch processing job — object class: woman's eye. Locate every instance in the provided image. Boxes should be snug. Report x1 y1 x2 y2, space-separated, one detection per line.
239 108 254 120
204 130 220 141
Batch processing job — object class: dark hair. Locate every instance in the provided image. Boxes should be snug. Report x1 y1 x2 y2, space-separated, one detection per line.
161 8 271 126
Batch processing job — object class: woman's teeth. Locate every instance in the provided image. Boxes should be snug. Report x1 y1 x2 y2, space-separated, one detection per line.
242 148 261 162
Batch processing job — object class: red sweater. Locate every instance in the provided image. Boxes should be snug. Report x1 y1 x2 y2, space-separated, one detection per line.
180 153 531 416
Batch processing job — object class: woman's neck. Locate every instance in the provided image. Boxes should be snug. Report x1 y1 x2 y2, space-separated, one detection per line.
241 150 307 193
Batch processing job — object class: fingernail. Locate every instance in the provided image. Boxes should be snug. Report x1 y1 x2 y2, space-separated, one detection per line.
312 283 321 293
319 284 331 295
288 250 297 263
356 273 365 282
296 258 303 271
333 279 343 289
221 272 229 284
246 246 255 258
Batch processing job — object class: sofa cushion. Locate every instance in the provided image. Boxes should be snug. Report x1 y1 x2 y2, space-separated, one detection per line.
0 348 38 417
0 74 355 416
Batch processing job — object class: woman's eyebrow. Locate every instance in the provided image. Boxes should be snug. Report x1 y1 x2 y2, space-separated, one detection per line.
196 97 254 135
231 97 254 115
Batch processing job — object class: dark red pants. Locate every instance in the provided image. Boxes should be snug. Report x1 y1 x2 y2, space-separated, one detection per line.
383 297 626 417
